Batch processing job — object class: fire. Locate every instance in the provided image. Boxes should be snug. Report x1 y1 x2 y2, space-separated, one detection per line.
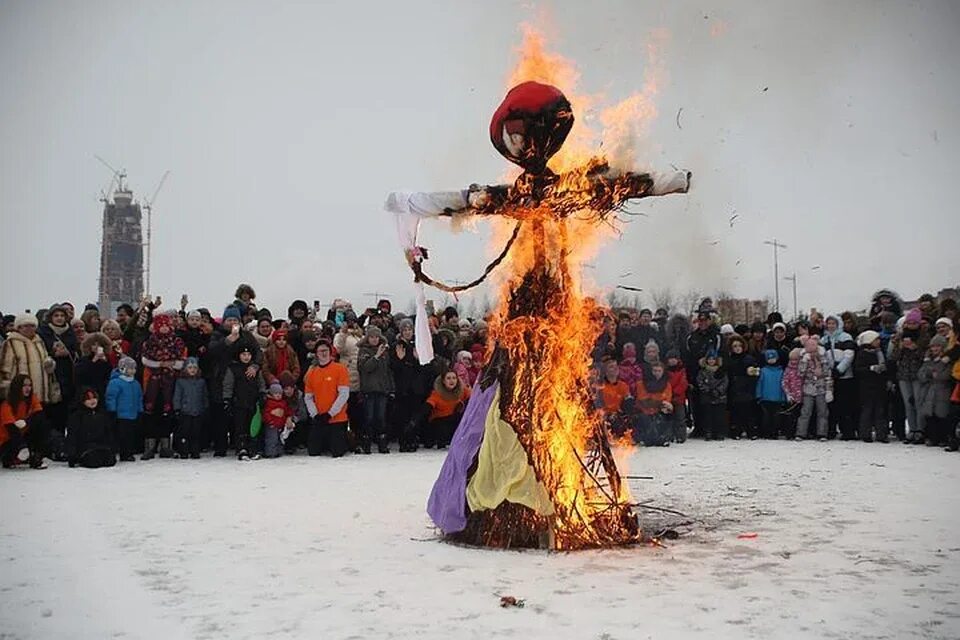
475 26 667 549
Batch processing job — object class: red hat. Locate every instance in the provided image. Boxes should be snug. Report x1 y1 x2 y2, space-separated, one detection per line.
489 81 573 173
272 328 288 342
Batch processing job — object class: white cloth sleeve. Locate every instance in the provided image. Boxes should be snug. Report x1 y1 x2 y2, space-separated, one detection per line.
650 170 691 196
386 190 472 366
328 385 351 418
304 393 318 418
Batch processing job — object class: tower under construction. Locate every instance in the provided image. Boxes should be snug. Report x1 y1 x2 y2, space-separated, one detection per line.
98 183 144 314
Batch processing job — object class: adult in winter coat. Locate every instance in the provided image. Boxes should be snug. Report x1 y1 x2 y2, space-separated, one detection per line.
390 319 429 451
763 322 792 368
204 307 262 456
820 315 857 439
303 341 351 458
853 331 889 442
0 315 60 405
65 388 116 468
893 323 925 439
332 323 364 436
357 326 394 454
411 369 471 449
74 332 114 400
37 304 77 435
869 289 904 330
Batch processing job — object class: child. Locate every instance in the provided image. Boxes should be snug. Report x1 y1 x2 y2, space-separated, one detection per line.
853 330 888 442
140 313 186 459
917 335 954 446
223 346 266 460
756 350 786 439
618 343 643 390
633 361 673 446
665 349 689 443
726 335 759 439
105 356 144 461
66 388 116 468
262 382 294 458
696 349 729 440
173 356 208 458
278 371 308 454
796 338 834 441
781 348 804 439
598 360 632 437
414 370 471 449
0 374 47 469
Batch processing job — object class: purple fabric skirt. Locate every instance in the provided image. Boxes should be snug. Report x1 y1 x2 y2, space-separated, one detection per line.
426 382 499 534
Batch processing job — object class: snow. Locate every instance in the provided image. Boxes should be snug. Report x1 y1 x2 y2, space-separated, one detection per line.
1 441 959 640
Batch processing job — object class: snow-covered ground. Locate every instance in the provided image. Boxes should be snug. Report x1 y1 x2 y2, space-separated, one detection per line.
1 440 958 640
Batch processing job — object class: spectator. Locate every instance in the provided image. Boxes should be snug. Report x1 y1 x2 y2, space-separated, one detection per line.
105 356 144 461
261 382 294 459
74 332 113 400
633 360 673 446
756 349 786 439
0 314 60 405
263 328 301 385
696 349 728 440
65 388 116 469
917 335 953 446
796 338 833 441
821 315 857 439
664 349 689 443
222 345 266 461
357 326 393 454
0 374 48 468
853 331 888 442
37 304 77 438
173 357 208 459
726 335 759 439
303 341 351 458
414 369 471 449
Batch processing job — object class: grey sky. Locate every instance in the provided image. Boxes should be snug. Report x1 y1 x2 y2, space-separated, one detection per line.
1 0 958 319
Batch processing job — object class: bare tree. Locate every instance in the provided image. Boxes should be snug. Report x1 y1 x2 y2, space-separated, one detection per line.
650 286 674 312
676 288 702 317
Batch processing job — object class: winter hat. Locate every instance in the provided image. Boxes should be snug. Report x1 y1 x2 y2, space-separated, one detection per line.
930 335 948 348
272 328 289 342
14 314 38 328
301 330 318 344
720 324 735 335
118 356 137 372
184 356 200 369
665 347 681 361
772 322 787 333
186 310 202 320
365 325 383 339
904 308 922 325
222 306 242 322
84 303 99 312
458 319 472 330
237 346 253 357
706 347 719 360
734 324 750 337
278 371 297 388
764 349 779 362
456 350 472 364
750 321 767 334
622 343 638 360
268 382 283 395
397 318 414 331
857 330 880 347
935 317 953 329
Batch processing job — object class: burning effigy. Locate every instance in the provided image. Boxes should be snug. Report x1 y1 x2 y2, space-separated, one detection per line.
386 31 690 550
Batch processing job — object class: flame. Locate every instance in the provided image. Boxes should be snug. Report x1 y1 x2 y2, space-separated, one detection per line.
479 25 664 549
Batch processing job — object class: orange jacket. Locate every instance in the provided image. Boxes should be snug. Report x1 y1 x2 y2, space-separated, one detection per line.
633 377 672 415
0 395 43 447
600 380 631 414
426 386 471 421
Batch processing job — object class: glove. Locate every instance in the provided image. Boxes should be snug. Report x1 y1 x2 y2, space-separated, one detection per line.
14 419 27 429
314 412 330 425
222 400 233 415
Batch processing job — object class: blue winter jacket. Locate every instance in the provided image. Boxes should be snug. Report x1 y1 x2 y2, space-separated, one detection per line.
756 365 786 403
105 370 144 420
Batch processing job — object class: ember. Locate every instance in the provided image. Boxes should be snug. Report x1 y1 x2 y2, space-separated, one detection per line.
392 27 690 550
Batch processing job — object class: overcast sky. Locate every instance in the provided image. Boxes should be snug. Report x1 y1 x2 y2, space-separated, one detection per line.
1 0 957 319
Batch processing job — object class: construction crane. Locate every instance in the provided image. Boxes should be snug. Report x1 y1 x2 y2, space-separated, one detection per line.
93 154 127 197
142 170 170 296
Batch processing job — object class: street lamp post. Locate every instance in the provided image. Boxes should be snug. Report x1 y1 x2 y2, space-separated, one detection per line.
764 238 788 312
783 273 798 321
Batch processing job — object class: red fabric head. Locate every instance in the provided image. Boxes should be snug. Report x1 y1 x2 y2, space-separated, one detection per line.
151 313 173 334
489 81 574 174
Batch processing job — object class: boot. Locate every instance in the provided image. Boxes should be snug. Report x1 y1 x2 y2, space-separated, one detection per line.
158 438 174 458
377 434 390 454
141 438 157 460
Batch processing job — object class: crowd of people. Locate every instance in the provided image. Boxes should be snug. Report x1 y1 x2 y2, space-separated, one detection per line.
596 290 960 450
0 285 957 470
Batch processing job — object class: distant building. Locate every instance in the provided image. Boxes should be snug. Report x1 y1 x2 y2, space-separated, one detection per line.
716 298 770 325
98 187 143 314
